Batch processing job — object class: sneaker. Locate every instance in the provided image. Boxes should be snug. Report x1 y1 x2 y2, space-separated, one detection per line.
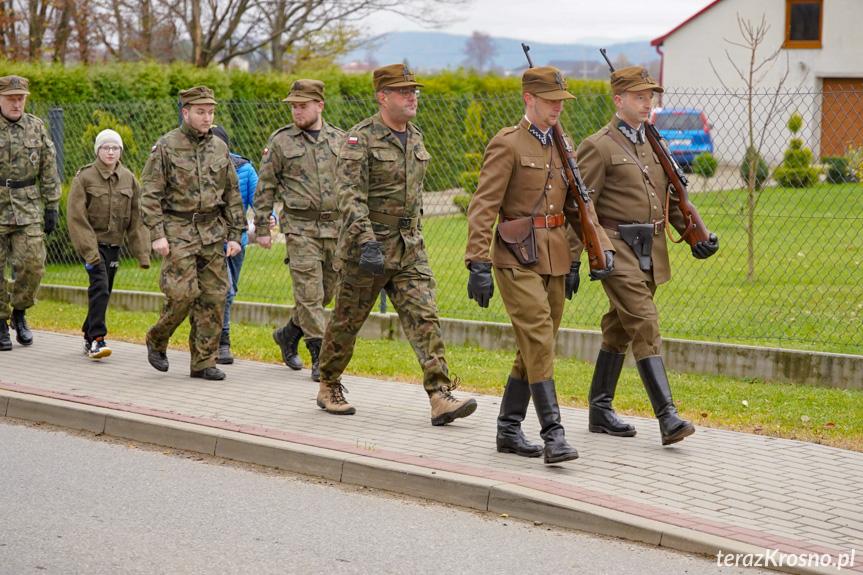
88 337 112 359
429 379 477 426
316 382 356 415
83 337 92 355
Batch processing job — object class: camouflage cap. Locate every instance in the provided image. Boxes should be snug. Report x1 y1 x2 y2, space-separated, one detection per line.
611 66 663 95
179 85 217 106
522 67 576 101
373 64 425 92
283 79 325 103
0 75 31 96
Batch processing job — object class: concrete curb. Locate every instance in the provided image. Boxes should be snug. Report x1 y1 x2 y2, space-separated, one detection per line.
38 284 863 389
0 389 842 575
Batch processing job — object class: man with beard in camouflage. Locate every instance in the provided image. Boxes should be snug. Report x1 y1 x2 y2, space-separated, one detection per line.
254 80 344 382
315 64 477 426
140 86 246 380
0 75 61 351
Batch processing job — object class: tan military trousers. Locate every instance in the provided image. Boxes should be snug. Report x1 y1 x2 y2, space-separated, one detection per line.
147 239 228 371
0 223 46 319
600 274 661 360
285 234 338 341
494 266 566 383
319 259 450 394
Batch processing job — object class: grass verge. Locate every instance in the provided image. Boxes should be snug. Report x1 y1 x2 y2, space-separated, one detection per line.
28 297 863 452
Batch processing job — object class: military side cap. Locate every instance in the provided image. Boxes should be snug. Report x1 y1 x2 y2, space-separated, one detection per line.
283 79 325 103
0 75 31 96
373 64 425 92
611 66 663 95
179 86 217 106
522 67 575 101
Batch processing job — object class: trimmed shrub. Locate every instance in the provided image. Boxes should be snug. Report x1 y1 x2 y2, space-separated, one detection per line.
692 152 718 179
739 147 769 190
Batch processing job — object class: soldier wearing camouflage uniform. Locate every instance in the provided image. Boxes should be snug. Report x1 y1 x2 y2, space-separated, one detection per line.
253 80 344 382
0 75 61 351
140 86 246 380
316 64 478 426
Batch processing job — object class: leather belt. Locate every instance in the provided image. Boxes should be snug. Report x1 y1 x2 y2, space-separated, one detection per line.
285 208 340 221
368 210 419 229
2 177 36 189
600 217 665 236
502 213 565 229
164 209 221 223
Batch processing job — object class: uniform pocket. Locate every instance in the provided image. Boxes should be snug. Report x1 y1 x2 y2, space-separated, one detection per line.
85 185 111 232
519 155 545 169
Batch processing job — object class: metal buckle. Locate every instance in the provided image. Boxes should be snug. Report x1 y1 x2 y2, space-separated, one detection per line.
191 212 200 223
4 179 12 188
398 216 412 229
545 215 554 228
654 221 663 235
319 211 332 221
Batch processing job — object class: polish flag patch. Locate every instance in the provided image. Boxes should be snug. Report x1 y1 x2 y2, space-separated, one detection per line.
263 147 269 155
348 136 359 144
151 145 157 152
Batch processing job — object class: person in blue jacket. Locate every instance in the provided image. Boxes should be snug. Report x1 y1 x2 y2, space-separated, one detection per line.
211 125 258 364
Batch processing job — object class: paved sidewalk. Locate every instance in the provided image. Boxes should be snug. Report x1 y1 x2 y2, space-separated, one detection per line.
2 331 862 575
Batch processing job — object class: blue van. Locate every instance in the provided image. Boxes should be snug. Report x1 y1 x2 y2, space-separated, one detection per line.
650 108 713 167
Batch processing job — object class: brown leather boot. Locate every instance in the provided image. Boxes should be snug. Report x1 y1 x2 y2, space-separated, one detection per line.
317 382 356 415
429 382 477 426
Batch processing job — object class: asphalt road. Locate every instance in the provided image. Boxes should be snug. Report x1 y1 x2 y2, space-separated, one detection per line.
0 418 775 575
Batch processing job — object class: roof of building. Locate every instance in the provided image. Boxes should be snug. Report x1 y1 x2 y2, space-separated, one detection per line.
650 0 726 46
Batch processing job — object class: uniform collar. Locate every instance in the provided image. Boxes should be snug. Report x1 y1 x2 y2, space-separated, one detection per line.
0 113 22 128
522 116 553 147
93 157 119 180
615 114 645 145
181 121 210 142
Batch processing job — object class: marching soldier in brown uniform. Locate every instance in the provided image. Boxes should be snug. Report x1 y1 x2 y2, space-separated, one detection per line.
254 80 344 382
140 86 246 380
465 67 615 464
0 75 61 351
316 64 477 426
576 67 718 446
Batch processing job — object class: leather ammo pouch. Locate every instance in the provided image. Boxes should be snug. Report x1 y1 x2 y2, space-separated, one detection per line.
618 223 654 271
496 216 538 266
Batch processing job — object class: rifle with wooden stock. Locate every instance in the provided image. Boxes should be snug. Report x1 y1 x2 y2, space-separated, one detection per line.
599 48 713 247
521 43 608 273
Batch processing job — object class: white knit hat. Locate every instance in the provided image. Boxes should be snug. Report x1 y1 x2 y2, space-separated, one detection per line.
94 129 123 155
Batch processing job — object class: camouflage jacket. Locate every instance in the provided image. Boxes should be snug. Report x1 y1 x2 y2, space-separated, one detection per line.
335 112 431 267
66 158 150 268
140 122 246 246
254 120 345 238
0 112 61 226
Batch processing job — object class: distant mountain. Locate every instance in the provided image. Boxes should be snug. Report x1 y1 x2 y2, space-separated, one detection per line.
341 32 659 72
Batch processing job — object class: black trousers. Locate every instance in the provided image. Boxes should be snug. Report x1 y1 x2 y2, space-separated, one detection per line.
83 244 120 340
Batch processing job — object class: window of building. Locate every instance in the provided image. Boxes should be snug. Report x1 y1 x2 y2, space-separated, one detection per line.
785 0 823 49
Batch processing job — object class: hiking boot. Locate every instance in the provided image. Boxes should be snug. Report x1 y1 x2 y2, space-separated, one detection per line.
273 319 303 370
316 382 356 415
306 338 322 382
430 380 478 426
146 339 169 372
88 337 112 359
0 320 11 351
10 308 33 346
216 332 234 365
190 367 226 381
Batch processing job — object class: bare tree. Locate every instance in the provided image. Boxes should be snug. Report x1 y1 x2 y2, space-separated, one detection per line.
612 52 631 70
710 14 800 282
462 30 495 72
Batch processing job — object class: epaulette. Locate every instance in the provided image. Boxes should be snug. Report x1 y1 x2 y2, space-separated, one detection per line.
269 124 296 139
75 162 94 177
497 125 521 139
326 121 346 136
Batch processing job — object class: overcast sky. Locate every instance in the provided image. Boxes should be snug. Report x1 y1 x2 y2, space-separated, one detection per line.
360 0 718 44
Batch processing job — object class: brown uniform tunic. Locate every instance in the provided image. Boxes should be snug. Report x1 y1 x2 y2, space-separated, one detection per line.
576 116 688 360
466 117 613 383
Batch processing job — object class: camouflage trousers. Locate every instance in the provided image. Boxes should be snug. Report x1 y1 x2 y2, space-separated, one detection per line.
0 223 46 320
146 238 229 371
319 259 450 395
285 234 338 341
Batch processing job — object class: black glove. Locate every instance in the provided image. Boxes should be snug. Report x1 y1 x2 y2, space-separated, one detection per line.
692 233 719 259
44 209 59 235
565 261 581 300
358 241 385 276
467 261 494 308
589 251 615 281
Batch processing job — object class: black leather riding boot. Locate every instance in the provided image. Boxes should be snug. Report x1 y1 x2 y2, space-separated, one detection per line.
588 349 636 437
636 356 695 446
529 379 579 464
496 375 542 458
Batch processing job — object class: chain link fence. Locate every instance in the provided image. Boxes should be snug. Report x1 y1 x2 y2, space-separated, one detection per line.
27 87 863 353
